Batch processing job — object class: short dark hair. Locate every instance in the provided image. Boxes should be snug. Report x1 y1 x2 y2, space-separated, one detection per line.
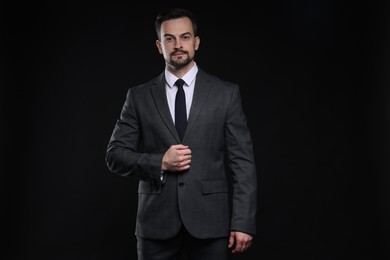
155 8 198 40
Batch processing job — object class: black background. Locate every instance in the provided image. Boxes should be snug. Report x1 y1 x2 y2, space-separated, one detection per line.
3 1 389 259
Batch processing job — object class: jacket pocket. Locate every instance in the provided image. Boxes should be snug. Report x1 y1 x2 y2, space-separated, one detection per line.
138 180 161 194
202 179 228 195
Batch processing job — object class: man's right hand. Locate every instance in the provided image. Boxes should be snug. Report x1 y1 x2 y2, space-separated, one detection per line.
161 144 192 172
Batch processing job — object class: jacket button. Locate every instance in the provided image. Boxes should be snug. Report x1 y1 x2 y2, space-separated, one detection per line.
178 182 184 187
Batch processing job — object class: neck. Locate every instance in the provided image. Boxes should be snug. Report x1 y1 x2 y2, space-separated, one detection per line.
166 61 195 78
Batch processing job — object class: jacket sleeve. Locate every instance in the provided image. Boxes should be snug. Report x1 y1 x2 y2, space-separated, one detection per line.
225 84 258 235
105 88 164 183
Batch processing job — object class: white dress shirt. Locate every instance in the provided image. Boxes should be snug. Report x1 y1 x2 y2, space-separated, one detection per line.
164 63 198 122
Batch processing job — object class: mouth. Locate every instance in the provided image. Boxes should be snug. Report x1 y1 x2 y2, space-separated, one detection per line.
172 51 187 56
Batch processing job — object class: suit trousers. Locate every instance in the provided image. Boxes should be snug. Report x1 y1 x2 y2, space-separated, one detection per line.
137 225 231 260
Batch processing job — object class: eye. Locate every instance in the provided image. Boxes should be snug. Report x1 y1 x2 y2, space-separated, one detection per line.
182 35 190 40
165 37 174 43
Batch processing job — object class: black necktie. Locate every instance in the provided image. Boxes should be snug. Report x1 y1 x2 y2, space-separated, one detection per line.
175 78 187 141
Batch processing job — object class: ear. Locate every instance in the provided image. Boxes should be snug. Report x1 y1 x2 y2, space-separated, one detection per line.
156 40 163 54
194 36 200 50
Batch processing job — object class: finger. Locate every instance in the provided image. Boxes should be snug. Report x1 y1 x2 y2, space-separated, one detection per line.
178 148 191 155
178 159 191 167
176 160 191 168
170 144 183 150
234 238 249 253
177 152 191 159
241 241 250 252
182 151 192 157
228 232 235 248
176 157 191 166
183 156 192 162
180 159 191 165
177 154 191 162
175 144 189 150
241 238 253 252
177 164 190 171
235 240 244 253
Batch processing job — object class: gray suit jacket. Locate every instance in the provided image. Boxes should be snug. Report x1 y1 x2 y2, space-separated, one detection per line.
106 68 257 239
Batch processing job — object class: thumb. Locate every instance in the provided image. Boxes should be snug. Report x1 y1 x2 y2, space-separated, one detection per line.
228 231 235 248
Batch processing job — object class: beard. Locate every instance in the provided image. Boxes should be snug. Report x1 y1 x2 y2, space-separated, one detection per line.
168 51 193 68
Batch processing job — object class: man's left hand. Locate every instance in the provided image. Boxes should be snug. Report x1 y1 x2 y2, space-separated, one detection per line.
228 231 253 253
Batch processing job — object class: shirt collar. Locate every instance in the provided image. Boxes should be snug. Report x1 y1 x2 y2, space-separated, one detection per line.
165 63 198 88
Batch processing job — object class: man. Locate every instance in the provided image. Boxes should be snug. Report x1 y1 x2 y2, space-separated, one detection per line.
106 7 257 260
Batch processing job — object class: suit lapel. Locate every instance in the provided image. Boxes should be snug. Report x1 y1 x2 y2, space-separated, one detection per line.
150 74 181 142
183 71 211 143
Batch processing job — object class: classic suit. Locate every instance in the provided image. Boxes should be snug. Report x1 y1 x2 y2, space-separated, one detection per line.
106 68 257 241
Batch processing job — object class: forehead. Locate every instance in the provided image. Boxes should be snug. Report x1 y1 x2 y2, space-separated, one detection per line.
160 17 194 36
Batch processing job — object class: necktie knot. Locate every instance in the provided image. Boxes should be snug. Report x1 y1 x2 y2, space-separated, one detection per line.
175 78 185 88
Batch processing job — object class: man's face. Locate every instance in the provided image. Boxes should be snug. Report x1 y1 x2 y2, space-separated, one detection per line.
156 17 200 69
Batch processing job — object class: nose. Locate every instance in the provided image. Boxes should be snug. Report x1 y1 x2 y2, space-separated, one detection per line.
174 38 182 49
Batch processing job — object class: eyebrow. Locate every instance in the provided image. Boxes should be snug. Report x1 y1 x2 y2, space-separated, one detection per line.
163 32 192 38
